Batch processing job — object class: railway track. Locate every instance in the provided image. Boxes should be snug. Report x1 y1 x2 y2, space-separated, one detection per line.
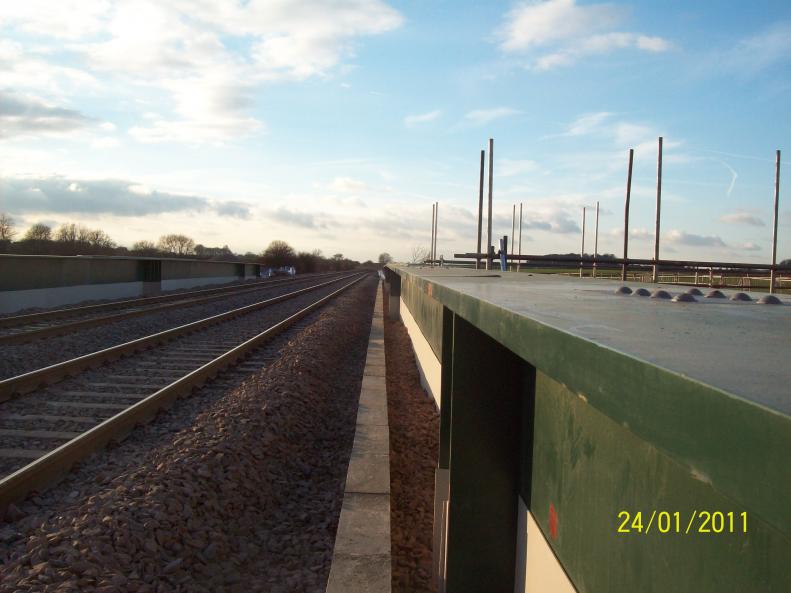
0 271 369 513
0 272 345 345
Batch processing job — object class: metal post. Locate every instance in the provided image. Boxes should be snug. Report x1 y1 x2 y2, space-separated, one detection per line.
476 150 485 270
434 202 439 266
770 150 781 293
517 202 523 273
622 148 634 281
486 138 494 270
593 201 599 278
652 137 663 283
428 203 437 267
511 204 516 271
580 207 586 278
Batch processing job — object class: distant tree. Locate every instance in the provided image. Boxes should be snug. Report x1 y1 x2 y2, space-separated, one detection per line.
296 250 319 273
0 213 16 240
55 223 80 244
331 253 344 271
262 240 296 268
132 240 160 255
195 244 234 259
781 259 791 268
84 228 115 249
158 234 195 255
411 245 430 264
23 223 52 241
378 252 393 265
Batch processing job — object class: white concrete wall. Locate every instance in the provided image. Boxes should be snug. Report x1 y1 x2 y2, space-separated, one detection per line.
515 497 578 593
161 276 239 291
399 296 441 409
0 281 144 314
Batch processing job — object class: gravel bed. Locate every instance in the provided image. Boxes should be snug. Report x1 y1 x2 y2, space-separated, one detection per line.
0 274 353 380
0 279 364 477
0 275 377 592
384 290 440 593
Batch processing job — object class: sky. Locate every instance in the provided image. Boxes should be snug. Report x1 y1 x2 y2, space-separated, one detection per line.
1 0 790 263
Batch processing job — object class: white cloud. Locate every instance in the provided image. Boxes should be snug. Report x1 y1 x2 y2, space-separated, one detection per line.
1 0 403 144
464 107 521 126
499 159 540 177
666 229 727 248
610 227 654 240
0 1 110 40
720 212 765 226
564 111 612 136
737 242 762 252
91 137 121 149
722 21 791 74
0 91 95 139
329 177 369 192
499 0 619 51
404 109 442 127
498 0 671 70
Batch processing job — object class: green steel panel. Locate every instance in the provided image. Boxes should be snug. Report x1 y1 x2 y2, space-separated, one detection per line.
401 272 443 359
161 259 239 280
389 266 791 539
0 256 139 290
529 370 791 593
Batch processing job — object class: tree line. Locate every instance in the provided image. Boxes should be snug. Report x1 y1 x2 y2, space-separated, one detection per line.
0 213 372 271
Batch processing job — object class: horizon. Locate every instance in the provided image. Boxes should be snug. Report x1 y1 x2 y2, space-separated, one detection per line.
1 1 790 263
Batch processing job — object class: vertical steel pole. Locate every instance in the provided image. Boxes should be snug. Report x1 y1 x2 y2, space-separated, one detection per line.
430 203 436 266
652 137 663 283
476 150 485 269
486 138 494 270
770 150 781 293
580 207 586 278
511 204 516 271
434 202 439 266
517 202 523 272
622 148 634 281
593 201 599 278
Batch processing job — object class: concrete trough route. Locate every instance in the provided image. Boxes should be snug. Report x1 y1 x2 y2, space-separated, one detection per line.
384 265 790 593
326 281 392 593
0 273 368 513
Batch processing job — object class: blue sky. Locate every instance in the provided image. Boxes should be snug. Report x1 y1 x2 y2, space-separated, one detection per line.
1 0 789 262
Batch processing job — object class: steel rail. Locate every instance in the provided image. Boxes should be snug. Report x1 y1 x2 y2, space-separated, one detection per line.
0 272 345 345
0 273 338 329
0 273 370 513
0 273 362 401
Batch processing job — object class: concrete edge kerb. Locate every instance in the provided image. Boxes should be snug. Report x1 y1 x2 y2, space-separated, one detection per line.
326 280 391 593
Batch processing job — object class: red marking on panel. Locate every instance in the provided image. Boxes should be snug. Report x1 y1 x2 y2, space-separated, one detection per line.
549 503 558 539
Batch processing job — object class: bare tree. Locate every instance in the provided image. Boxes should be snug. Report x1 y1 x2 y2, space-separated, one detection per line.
55 223 80 243
23 223 52 241
262 240 296 268
410 245 430 264
84 229 116 249
378 252 393 265
132 240 160 255
157 234 196 255
0 213 15 241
